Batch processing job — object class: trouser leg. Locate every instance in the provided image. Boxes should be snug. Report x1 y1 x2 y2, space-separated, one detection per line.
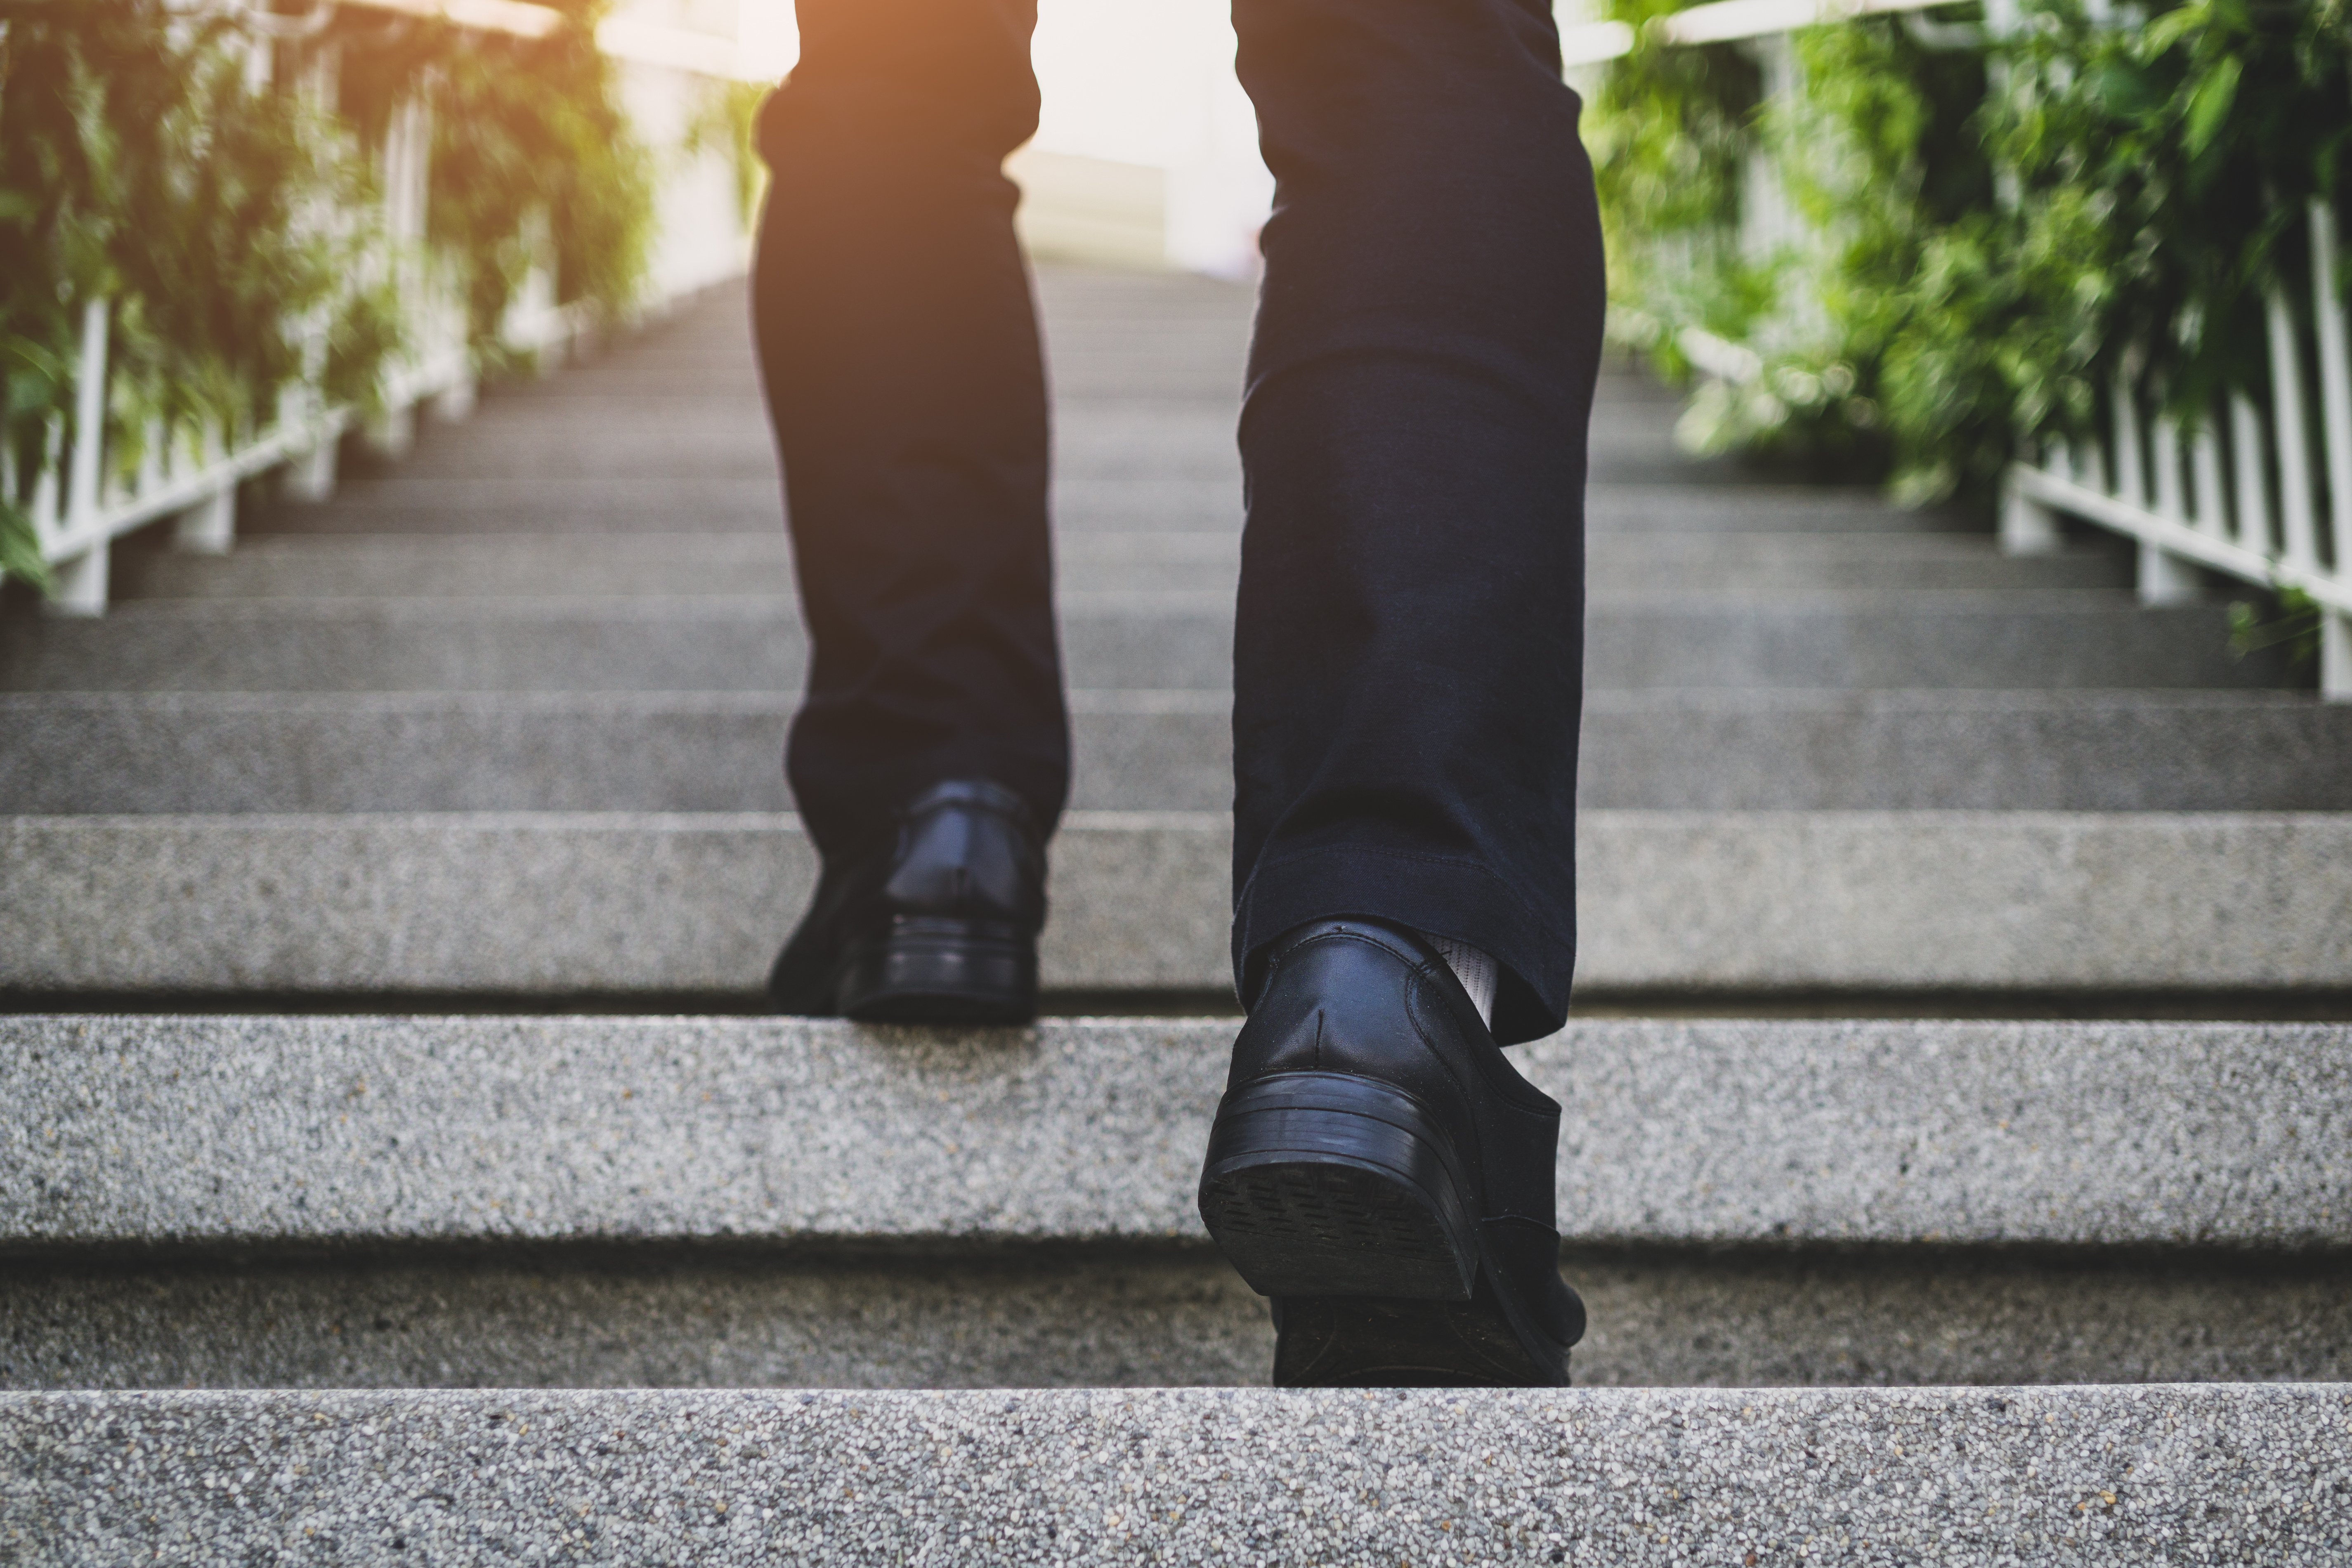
1227 0 1605 1043
752 0 1068 864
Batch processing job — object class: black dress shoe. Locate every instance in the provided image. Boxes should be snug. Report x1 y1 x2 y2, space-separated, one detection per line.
1197 917 1584 1386
767 779 1045 1024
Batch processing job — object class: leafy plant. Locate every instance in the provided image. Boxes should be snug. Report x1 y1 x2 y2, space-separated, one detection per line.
0 0 659 593
330 0 655 353
1589 0 2352 504
685 78 771 231
2229 583 2326 663
1588 0 1773 377
0 0 385 590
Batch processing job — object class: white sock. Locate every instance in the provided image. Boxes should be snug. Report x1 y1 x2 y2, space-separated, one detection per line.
1422 932 1497 1027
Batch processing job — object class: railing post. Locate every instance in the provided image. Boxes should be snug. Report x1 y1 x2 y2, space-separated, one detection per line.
173 424 237 555
282 422 339 502
365 92 434 460
2312 203 2352 531
2190 416 2228 538
2141 411 2200 602
174 485 239 555
2137 544 2201 604
2000 463 2063 555
2324 612 2351 701
2229 394 2272 551
53 298 112 616
280 312 339 503
2266 287 2321 571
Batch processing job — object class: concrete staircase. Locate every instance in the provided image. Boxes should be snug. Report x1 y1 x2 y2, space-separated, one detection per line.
3 267 2348 1560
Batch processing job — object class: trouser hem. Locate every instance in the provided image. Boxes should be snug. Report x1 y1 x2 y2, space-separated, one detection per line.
1231 845 1575 1045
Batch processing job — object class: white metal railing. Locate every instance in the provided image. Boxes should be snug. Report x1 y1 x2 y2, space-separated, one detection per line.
2 0 767 614
2003 201 2352 699
1572 0 2352 699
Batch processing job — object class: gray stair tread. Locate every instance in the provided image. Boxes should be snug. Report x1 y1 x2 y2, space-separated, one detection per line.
120 528 2126 600
7 690 2349 812
244 476 1967 536
7 1015 2347 1250
4 1386 2346 1563
2 597 2296 692
12 1248 2352 1391
5 811 2346 994
249 478 1962 538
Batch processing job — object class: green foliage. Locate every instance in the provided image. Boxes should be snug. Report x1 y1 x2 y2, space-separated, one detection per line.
685 79 770 231
2229 583 2326 664
0 0 658 592
331 1 655 352
1588 0 1771 375
0 0 384 590
1588 0 2352 502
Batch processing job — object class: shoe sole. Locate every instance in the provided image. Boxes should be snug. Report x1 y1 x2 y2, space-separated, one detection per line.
836 917 1037 1026
1197 1071 1570 1387
1198 1072 1481 1301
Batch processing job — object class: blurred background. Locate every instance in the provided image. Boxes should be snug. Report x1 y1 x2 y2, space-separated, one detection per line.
7 0 2352 1430
4 0 2348 659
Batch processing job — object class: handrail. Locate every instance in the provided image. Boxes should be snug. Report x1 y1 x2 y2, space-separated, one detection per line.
1558 0 1962 67
332 0 779 80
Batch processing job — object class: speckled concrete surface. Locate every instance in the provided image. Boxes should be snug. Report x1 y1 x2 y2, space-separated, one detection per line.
0 812 1228 993
0 593 2298 692
110 527 2125 601
7 1250 2352 1391
0 1255 1273 1392
3 1384 2346 1563
5 812 2350 994
5 1016 2347 1250
9 691 2351 814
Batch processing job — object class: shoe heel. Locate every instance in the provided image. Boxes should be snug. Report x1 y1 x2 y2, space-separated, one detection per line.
1197 1072 1479 1302
837 917 1037 1025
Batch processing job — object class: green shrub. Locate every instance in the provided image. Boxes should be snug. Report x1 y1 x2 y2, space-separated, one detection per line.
0 0 656 590
1589 0 2352 502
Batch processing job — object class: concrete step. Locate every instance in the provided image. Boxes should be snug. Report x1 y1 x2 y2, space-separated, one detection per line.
243 479 1954 539
250 473 1252 536
4 812 2345 996
116 531 1248 601
1 595 2298 692
4 1386 2347 1563
7 1015 2347 1389
326 404 1247 491
1587 531 2127 590
113 529 2123 601
11 1015 2341 1252
8 690 2349 814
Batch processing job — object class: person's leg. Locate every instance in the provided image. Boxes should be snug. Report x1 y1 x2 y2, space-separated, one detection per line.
1197 0 1604 1385
754 0 1066 866
753 0 1066 1020
1226 0 1601 1046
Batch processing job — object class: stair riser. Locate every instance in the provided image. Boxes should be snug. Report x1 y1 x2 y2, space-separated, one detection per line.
6 1252 2349 1391
1 605 2296 692
5 1386 2344 1564
7 1016 2345 1251
5 814 2344 995
8 700 2349 813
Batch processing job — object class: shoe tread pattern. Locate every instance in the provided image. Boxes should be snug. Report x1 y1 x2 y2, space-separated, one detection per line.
1200 1158 1473 1302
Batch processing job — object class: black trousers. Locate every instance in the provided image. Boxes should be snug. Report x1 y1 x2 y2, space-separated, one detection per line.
753 0 1603 1044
